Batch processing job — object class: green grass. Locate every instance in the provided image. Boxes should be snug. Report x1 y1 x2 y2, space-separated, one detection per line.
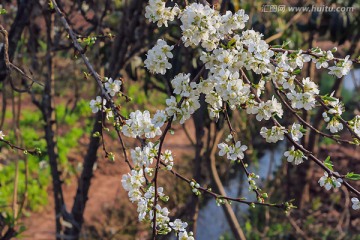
0 99 92 213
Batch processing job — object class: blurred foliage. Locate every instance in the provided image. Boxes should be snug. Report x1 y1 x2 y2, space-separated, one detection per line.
0 99 93 214
119 81 168 117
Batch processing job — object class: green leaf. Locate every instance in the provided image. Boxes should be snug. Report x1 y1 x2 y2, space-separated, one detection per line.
0 8 7 15
324 156 333 171
321 95 338 102
293 69 301 75
17 225 27 235
350 138 360 146
227 38 236 48
48 1 54 10
281 40 291 48
345 172 360 181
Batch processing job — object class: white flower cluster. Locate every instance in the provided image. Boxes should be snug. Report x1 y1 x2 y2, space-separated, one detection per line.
180 4 249 51
171 73 193 97
240 30 274 74
252 96 283 121
122 169 146 202
165 91 200 125
121 145 192 236
131 142 158 170
289 123 304 141
89 77 123 118
349 116 360 136
328 55 352 78
122 110 163 138
326 118 343 133
260 126 287 143
145 0 180 27
144 39 174 75
285 77 318 111
161 149 174 170
89 96 113 119
218 141 248 161
117 1 360 234
312 49 334 69
293 48 352 78
284 146 307 165
322 95 345 133
203 65 251 112
270 51 310 89
318 172 343 191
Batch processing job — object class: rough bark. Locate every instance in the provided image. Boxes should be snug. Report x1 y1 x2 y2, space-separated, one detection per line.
41 10 66 240
64 112 103 238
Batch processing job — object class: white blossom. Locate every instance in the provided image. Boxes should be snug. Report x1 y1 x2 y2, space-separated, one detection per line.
179 3 248 51
144 39 174 75
286 91 316 110
349 116 360 136
289 50 311 69
171 73 192 97
328 55 352 78
121 169 145 192
0 131 5 140
290 123 304 141
302 77 319 95
161 149 174 170
351 197 360 210
254 101 271 121
284 146 307 165
205 91 222 110
218 142 231 157
130 142 158 168
218 141 247 161
169 219 188 232
322 112 330 122
145 0 180 27
122 110 162 138
152 110 167 128
165 96 179 119
104 78 122 96
178 95 200 124
326 118 343 133
228 141 248 161
89 96 106 113
318 172 343 190
144 186 165 199
260 126 287 143
179 231 195 240
327 101 344 116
